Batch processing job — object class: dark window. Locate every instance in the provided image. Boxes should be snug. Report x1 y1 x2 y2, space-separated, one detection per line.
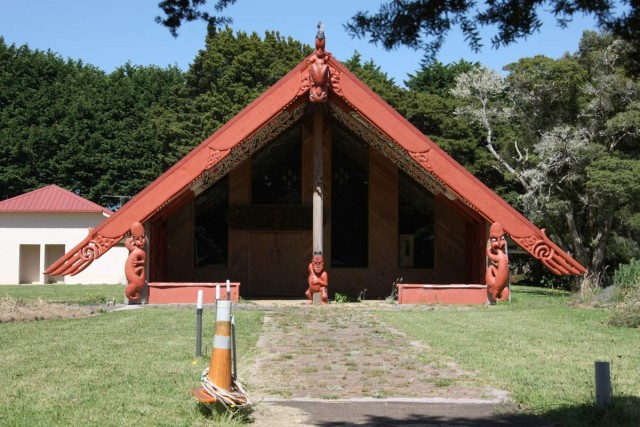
194 176 228 267
331 126 368 268
398 171 435 268
251 126 302 205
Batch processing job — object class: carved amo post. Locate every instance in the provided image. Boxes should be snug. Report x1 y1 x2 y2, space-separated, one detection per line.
125 221 147 303
486 222 510 304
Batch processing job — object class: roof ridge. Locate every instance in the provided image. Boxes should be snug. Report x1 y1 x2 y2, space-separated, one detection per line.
0 184 111 215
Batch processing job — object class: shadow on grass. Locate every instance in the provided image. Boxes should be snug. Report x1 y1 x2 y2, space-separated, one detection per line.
541 395 640 427
295 396 640 427
513 286 570 298
311 410 553 427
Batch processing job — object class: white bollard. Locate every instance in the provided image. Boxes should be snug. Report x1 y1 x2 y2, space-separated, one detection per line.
196 290 204 357
215 283 220 301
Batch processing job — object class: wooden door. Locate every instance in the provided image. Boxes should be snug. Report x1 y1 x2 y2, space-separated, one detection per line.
248 232 303 297
276 232 303 296
248 233 277 296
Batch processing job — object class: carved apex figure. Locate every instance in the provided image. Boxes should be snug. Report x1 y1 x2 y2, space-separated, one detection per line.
306 254 328 304
307 22 331 102
125 221 147 302
486 222 509 304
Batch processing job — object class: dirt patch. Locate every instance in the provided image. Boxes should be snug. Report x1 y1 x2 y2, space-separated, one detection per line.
0 296 96 323
246 304 506 402
249 402 312 427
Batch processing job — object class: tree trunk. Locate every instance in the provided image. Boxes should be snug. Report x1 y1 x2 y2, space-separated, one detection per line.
565 208 589 268
589 208 614 277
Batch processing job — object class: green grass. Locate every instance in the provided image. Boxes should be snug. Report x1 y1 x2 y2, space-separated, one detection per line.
3 285 639 426
0 284 126 305
378 286 640 426
0 307 263 426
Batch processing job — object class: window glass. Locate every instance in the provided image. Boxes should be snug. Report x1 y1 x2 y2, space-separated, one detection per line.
251 126 302 205
194 176 228 267
398 170 435 268
331 126 368 268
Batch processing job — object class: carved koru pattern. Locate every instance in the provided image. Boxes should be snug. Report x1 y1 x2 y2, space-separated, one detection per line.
79 234 119 261
46 232 121 277
512 230 586 276
515 234 554 260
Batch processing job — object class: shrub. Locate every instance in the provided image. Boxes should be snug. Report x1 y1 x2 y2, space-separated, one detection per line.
608 264 640 327
333 292 361 303
608 303 640 328
613 259 640 289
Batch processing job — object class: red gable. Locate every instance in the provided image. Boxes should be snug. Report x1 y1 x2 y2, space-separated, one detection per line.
46 43 586 278
0 185 111 215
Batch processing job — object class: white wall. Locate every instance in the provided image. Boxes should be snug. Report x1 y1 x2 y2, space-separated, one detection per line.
0 212 127 284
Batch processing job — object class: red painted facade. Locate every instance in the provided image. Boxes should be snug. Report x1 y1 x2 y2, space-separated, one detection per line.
45 36 586 303
397 284 488 305
147 282 240 304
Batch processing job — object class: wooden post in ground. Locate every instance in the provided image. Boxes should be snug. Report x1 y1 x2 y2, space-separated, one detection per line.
595 361 612 409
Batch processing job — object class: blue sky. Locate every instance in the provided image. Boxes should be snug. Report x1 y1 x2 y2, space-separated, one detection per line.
2 0 604 85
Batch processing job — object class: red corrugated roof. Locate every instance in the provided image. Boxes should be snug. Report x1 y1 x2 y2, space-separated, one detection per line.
0 185 111 215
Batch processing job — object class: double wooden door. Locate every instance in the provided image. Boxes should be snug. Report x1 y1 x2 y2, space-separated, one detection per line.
248 232 303 296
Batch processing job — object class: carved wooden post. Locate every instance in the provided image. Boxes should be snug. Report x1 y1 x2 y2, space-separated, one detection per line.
304 23 330 305
595 361 612 409
125 221 147 303
313 106 324 257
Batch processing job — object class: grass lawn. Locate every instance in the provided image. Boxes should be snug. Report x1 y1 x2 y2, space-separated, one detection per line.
2 285 639 426
0 284 126 305
0 306 263 426
379 286 640 427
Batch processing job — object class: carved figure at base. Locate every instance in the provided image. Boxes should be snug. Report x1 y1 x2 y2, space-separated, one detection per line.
306 254 328 304
486 222 509 304
125 221 146 302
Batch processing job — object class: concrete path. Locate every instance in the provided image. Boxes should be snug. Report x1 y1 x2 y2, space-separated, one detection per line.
243 302 555 426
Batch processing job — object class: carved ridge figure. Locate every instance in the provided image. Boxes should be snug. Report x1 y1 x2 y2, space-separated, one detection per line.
306 255 328 305
125 221 146 302
307 23 331 102
486 222 509 304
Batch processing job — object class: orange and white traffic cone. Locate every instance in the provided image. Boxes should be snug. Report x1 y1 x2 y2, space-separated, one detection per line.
208 299 232 391
190 299 232 404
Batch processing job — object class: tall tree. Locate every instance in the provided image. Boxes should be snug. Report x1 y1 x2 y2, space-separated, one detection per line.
154 27 312 168
156 1 640 72
398 60 510 192
0 38 184 207
451 32 640 285
342 52 404 109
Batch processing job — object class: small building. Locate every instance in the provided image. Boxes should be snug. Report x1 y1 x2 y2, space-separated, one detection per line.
47 34 585 301
0 185 127 284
